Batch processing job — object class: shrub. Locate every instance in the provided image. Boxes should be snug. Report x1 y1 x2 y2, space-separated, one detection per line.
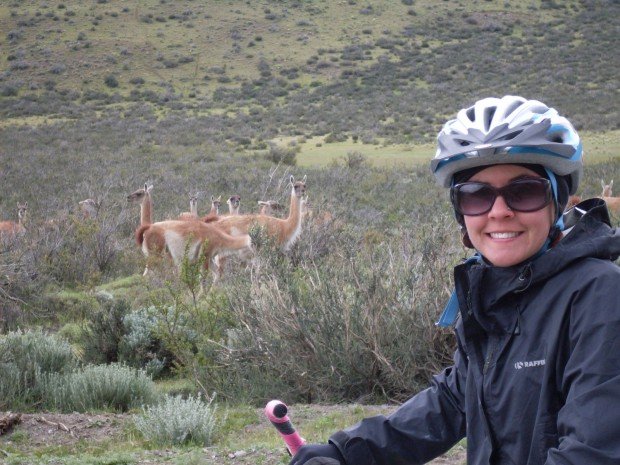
139 271 236 391
104 74 119 88
43 363 157 412
81 297 131 364
219 213 461 403
341 151 369 170
0 330 77 410
119 305 172 378
1 84 19 96
264 144 298 166
134 394 218 446
38 213 122 286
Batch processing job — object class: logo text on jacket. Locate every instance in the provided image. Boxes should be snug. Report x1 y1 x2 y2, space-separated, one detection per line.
514 359 546 370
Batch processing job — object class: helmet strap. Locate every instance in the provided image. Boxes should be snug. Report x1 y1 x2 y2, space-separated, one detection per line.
543 167 564 231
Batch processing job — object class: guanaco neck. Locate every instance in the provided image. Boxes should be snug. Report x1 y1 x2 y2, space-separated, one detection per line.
280 185 304 249
141 192 153 225
17 205 27 230
602 183 613 197
288 187 301 224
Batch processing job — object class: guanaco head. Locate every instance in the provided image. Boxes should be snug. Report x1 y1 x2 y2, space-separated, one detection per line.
227 195 241 214
17 202 28 223
189 194 198 211
290 175 307 198
127 183 153 204
258 200 284 215
210 195 222 215
601 179 613 197
79 198 99 218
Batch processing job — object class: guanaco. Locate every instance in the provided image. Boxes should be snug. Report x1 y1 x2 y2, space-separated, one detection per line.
79 198 99 219
0 202 27 237
212 175 307 251
258 200 284 216
135 219 253 279
179 193 199 220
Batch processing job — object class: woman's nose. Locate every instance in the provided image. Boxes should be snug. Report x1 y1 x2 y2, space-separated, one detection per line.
488 194 515 218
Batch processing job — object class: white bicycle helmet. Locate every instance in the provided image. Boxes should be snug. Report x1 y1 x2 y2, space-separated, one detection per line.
431 95 583 194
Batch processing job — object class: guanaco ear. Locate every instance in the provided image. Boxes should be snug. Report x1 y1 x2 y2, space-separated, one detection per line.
217 195 221 201
147 184 153 193
302 175 307 184
211 195 214 202
289 175 295 185
602 180 606 188
258 201 266 206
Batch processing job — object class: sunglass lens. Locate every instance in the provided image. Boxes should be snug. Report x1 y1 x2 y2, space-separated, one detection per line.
456 184 496 215
503 180 551 212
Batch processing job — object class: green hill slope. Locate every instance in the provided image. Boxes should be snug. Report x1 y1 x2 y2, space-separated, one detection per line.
1 0 618 138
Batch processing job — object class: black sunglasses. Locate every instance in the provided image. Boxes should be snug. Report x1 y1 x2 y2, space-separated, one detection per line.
451 178 552 216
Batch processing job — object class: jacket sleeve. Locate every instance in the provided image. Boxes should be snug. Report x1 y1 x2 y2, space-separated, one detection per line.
329 343 467 465
546 263 620 464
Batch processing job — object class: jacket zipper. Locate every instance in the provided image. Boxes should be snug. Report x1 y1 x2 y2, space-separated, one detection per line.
483 336 498 374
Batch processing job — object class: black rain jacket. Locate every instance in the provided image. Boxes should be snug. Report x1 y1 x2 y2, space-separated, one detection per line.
330 198 620 465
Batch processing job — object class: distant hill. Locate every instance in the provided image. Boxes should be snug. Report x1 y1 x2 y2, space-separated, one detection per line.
1 0 618 143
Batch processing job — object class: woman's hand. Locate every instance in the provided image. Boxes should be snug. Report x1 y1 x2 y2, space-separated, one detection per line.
289 444 345 465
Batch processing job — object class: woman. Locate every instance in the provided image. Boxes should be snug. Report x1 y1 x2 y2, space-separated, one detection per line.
290 96 620 465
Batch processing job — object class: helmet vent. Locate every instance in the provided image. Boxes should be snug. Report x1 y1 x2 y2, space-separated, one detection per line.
465 107 475 122
483 107 496 131
498 131 521 141
504 100 523 118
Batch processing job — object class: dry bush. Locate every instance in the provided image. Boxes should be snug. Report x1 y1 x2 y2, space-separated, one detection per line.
213 214 462 404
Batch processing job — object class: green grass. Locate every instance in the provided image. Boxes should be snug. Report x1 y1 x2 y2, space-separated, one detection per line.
293 136 434 167
153 377 196 397
581 130 620 164
287 130 620 168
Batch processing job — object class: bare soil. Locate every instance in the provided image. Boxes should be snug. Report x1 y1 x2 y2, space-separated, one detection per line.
0 409 466 464
0 412 126 449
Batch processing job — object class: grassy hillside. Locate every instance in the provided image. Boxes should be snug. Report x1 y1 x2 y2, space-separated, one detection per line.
1 0 618 132
0 0 618 213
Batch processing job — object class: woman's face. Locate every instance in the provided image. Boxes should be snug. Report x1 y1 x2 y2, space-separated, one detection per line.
463 165 555 267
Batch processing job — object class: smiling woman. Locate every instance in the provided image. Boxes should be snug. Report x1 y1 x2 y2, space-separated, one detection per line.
290 95 620 465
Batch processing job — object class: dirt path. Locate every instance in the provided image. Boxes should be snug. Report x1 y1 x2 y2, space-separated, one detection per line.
0 410 466 464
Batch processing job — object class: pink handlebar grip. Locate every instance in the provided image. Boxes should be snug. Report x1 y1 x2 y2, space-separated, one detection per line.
265 399 306 456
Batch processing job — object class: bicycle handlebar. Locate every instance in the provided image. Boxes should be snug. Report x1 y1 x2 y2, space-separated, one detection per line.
265 399 306 456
